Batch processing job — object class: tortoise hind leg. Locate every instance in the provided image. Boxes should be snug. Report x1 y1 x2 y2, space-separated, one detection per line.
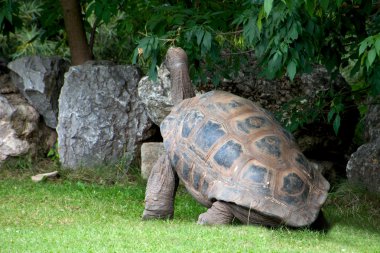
197 201 234 225
142 154 179 220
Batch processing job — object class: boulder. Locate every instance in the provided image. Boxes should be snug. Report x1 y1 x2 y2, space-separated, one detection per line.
0 74 57 163
7 56 69 128
346 99 380 193
364 100 380 142
0 95 30 161
346 138 380 193
140 142 165 179
57 61 154 169
138 63 173 126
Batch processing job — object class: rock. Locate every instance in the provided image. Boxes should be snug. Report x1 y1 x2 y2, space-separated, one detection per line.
218 65 348 112
7 56 69 128
346 97 380 193
346 138 380 193
140 142 166 179
0 96 30 161
0 74 17 94
57 61 154 169
0 74 57 163
138 63 173 126
31 171 59 182
364 99 380 142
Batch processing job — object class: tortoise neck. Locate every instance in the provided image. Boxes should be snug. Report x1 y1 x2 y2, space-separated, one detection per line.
170 63 195 105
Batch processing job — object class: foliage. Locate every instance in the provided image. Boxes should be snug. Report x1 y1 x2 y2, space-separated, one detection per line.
275 88 349 135
232 0 379 133
276 92 327 133
129 0 378 133
0 0 69 60
131 1 247 82
1 0 379 134
47 142 60 164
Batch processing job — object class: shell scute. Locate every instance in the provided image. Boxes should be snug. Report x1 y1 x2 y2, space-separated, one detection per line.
245 164 268 184
181 110 204 138
281 173 305 194
279 182 310 206
236 115 268 134
255 136 282 158
195 120 226 153
213 140 242 170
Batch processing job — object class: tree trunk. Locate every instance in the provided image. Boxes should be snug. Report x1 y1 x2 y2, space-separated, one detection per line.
60 0 93 65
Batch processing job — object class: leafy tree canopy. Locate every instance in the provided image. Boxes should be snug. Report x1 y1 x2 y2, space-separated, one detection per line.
1 0 379 133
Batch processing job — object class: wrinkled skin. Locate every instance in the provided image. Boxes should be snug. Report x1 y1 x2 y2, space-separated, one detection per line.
165 47 195 105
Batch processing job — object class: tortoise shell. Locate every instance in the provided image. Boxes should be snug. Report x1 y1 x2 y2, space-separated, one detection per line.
161 90 330 227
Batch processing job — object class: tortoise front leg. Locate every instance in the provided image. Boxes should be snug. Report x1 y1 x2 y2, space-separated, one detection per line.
197 201 234 225
142 154 179 220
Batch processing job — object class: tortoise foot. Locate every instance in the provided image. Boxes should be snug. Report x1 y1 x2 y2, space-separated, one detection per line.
142 209 173 220
197 201 234 225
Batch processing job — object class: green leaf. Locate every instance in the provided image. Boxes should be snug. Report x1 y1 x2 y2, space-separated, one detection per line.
369 64 380 95
320 0 329 10
257 8 265 31
287 60 297 80
132 48 139 64
358 41 367 56
367 48 377 67
305 0 315 16
195 28 205 46
47 149 54 157
333 114 341 135
244 18 257 44
327 109 335 122
288 23 299 40
269 51 282 72
336 0 344 7
3 0 13 22
264 0 273 17
202 31 212 51
148 56 158 81
375 38 380 56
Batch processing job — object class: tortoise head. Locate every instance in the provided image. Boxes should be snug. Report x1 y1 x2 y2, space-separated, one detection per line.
165 47 189 72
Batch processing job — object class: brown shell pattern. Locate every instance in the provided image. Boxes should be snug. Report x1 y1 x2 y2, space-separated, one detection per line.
161 90 330 227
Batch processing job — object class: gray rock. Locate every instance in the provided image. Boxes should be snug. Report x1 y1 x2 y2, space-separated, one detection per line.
220 65 348 114
0 95 30 161
140 142 165 179
346 96 380 193
346 138 380 193
364 99 380 142
7 56 69 128
0 74 18 94
57 62 153 169
138 63 173 126
0 74 57 163
31 171 59 182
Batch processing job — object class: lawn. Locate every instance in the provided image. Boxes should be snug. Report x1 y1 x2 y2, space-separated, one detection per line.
0 162 379 253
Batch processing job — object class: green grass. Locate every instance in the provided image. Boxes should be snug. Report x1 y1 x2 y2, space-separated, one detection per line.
0 162 379 253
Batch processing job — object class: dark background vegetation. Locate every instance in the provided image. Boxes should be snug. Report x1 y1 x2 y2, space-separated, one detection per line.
1 0 379 139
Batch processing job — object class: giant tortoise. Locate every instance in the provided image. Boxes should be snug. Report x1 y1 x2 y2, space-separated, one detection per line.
142 47 330 228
